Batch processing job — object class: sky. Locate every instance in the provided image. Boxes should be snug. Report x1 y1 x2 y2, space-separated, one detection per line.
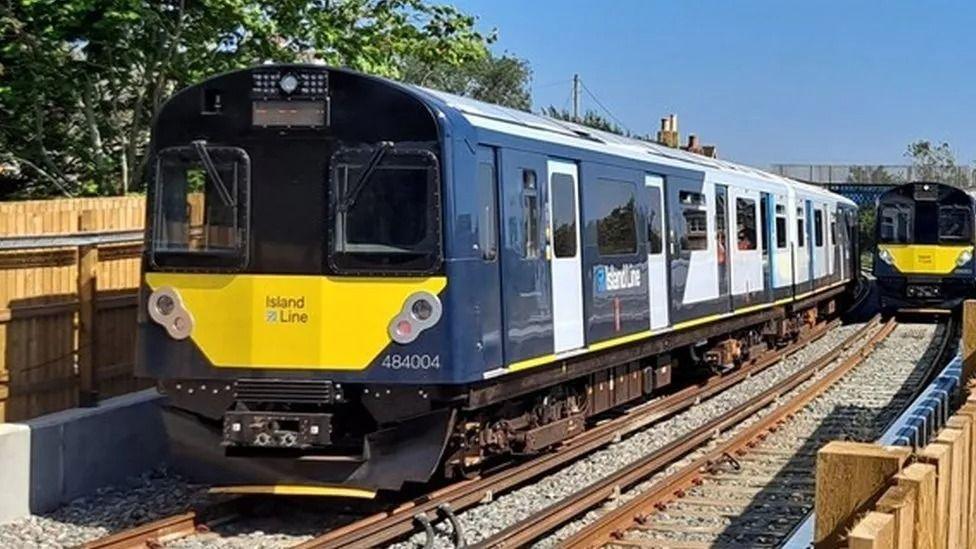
449 1 976 169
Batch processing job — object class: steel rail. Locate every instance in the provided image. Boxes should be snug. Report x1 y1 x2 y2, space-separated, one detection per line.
296 321 845 549
80 498 243 549
555 316 895 549
780 314 957 549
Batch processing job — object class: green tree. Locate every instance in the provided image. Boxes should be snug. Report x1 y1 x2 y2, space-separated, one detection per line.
846 165 903 184
904 140 970 187
0 0 491 198
401 51 531 110
544 106 627 136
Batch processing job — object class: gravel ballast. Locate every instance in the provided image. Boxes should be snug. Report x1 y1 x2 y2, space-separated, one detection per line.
0 320 907 549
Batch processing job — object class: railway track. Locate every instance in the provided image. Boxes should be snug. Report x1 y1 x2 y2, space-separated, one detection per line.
83 315 860 549
512 317 952 549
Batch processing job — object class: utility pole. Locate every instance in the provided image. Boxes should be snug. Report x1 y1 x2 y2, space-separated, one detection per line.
572 74 581 122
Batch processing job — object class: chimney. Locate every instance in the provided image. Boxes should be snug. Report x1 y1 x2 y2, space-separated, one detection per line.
656 114 680 148
686 134 700 152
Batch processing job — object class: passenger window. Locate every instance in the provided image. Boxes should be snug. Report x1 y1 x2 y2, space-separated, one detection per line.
522 169 539 259
797 207 806 248
681 191 709 251
830 212 837 245
775 203 788 249
551 173 577 258
760 198 769 254
736 198 757 251
477 162 498 260
647 186 664 255
814 209 824 247
596 178 637 255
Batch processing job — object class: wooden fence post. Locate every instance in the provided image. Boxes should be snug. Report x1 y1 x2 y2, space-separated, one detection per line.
918 441 953 549
875 484 915 549
849 511 895 549
895 462 937 549
964 300 976 381
814 441 911 547
77 210 98 406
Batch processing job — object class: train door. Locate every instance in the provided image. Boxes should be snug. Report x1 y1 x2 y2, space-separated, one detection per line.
761 192 773 301
476 146 503 371
547 160 585 354
829 208 839 282
498 149 552 366
645 174 669 330
715 184 732 308
806 200 816 284
668 178 721 323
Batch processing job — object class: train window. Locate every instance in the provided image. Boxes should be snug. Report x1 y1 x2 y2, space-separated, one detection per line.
814 209 824 247
551 173 577 258
879 204 912 244
646 186 664 255
775 211 788 249
152 145 249 269
477 161 498 260
596 178 637 255
760 198 769 254
330 147 441 273
680 191 705 206
939 204 972 242
830 212 837 245
522 169 540 259
735 198 757 251
683 211 709 251
797 207 806 248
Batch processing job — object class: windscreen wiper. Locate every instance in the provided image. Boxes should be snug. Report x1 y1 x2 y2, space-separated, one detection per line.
192 140 235 206
339 141 393 212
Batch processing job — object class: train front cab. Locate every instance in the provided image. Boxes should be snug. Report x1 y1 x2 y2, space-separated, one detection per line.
136 65 474 496
874 182 976 311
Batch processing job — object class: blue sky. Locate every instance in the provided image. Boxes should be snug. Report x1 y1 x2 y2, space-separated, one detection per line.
449 1 976 168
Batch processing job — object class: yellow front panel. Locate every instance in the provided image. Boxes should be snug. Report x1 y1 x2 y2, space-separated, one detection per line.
145 273 447 370
880 244 972 275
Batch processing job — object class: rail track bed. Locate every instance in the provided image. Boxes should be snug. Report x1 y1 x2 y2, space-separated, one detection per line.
541 319 950 549
77 316 874 549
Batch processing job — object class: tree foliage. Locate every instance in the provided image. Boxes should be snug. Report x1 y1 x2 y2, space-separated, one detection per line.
846 165 903 184
401 51 531 110
0 0 492 198
544 106 627 136
904 140 971 187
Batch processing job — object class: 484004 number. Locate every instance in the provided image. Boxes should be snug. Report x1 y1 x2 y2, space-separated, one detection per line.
381 354 441 370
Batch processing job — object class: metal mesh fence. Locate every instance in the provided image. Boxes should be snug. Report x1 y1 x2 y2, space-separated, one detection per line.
769 164 976 186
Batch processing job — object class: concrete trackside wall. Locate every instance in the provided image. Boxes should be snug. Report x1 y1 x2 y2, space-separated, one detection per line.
0 388 167 521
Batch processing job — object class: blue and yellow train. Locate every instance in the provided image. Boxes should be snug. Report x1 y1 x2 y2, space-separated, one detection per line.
136 65 859 497
874 181 976 312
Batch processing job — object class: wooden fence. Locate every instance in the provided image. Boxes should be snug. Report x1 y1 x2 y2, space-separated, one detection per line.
0 196 148 421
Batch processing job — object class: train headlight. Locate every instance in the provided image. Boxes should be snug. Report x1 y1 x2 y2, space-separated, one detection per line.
148 287 193 340
279 74 299 94
878 248 894 266
958 249 973 267
389 292 442 344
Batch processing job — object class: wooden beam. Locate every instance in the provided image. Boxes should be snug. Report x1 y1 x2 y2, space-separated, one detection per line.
875 484 915 549
935 427 965 549
895 463 937 549
964 299 976 380
814 441 911 547
76 210 98 407
955 404 976 547
946 414 973 549
848 511 895 549
918 441 953 549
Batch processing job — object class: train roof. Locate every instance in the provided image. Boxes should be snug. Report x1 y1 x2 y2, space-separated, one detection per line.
412 86 855 207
